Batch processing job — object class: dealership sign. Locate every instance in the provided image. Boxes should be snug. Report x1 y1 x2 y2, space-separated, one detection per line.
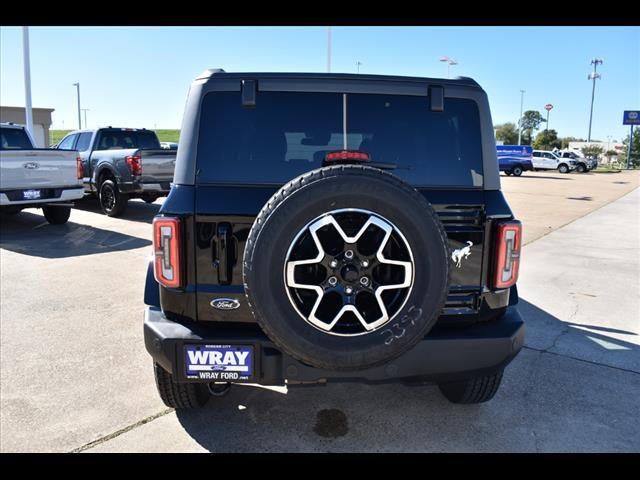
623 111 639 125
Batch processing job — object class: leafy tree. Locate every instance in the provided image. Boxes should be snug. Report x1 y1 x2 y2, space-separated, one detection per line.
618 128 640 168
519 110 546 145
581 145 604 159
494 122 519 145
533 129 561 150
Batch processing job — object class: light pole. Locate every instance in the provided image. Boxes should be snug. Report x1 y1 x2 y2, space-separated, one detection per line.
439 56 458 79
356 61 362 73
587 58 603 142
517 90 525 145
72 83 81 130
327 27 332 73
544 104 553 133
22 27 34 142
81 109 90 129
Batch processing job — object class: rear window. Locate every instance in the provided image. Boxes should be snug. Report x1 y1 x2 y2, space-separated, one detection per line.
0 127 33 150
95 130 160 150
196 91 483 187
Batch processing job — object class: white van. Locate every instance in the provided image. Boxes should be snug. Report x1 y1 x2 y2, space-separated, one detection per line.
531 150 576 173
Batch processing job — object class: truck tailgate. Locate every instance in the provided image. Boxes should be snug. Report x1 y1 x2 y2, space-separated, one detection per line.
139 150 175 184
0 149 81 191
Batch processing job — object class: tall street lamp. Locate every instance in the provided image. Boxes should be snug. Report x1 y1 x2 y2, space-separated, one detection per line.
356 61 362 73
517 90 525 145
22 27 34 141
587 58 603 142
72 83 81 130
544 103 554 133
439 56 458 79
327 27 332 73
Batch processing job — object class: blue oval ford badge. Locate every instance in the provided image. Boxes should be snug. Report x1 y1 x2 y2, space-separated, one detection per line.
210 298 240 310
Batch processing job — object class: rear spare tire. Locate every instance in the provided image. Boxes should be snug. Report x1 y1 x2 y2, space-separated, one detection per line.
243 165 450 371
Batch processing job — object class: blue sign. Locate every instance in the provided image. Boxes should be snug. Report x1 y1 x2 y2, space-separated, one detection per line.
496 145 533 158
623 111 640 125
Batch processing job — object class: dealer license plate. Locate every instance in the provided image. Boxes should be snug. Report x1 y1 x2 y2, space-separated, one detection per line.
23 189 41 200
185 345 253 381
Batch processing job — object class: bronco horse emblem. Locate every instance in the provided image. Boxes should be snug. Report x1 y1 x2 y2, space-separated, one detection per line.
451 241 473 268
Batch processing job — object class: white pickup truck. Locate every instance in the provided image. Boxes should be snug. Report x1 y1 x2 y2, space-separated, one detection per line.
0 123 84 224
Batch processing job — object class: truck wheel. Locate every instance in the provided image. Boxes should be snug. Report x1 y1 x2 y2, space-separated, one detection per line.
42 205 71 225
243 165 450 371
99 179 128 217
153 362 210 409
438 371 503 404
512 166 523 176
504 171 512 176
558 164 569 174
576 164 586 173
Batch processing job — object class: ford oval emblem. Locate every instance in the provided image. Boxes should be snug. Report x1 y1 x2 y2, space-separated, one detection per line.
210 298 240 310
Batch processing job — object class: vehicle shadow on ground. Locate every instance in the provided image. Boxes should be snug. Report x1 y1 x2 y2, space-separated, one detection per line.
0 211 151 258
72 196 161 224
173 299 639 452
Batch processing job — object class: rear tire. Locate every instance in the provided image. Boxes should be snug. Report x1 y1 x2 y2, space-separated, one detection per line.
504 171 512 176
438 371 503 404
512 166 523 176
99 179 128 217
42 205 71 224
153 363 210 409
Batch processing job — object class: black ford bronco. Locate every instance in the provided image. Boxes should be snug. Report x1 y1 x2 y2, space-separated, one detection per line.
144 69 525 408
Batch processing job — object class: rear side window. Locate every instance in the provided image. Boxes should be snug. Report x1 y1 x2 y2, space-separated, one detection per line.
0 127 33 149
75 132 93 152
196 91 483 187
95 130 160 150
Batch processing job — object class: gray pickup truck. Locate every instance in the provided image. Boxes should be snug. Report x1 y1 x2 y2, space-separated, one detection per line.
56 127 175 216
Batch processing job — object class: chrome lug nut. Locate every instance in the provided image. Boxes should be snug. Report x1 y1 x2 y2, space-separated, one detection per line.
361 259 369 268
328 276 337 286
345 250 354 259
360 276 369 286
330 259 338 268
345 286 353 294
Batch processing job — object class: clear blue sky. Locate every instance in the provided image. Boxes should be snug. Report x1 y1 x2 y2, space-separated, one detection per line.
1 26 638 142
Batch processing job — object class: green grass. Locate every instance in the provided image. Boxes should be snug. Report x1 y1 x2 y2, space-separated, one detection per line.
50 130 72 145
50 129 181 145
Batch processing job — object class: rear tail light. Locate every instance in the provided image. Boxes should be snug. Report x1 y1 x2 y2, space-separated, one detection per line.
493 220 522 289
126 155 142 176
153 216 183 289
76 156 83 179
325 150 370 162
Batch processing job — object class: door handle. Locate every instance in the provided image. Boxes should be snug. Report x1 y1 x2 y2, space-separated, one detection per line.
217 223 233 284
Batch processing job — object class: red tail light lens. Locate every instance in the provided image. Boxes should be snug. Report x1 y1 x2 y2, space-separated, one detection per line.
493 220 522 289
76 156 83 179
153 216 183 289
325 150 370 162
126 155 142 176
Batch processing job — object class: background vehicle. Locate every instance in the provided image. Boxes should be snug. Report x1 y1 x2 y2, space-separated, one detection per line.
144 70 525 409
558 150 595 172
497 145 534 176
0 123 83 224
160 142 178 150
532 150 576 173
56 128 176 216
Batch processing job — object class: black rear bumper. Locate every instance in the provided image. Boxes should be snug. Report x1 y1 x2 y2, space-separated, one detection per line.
144 306 525 385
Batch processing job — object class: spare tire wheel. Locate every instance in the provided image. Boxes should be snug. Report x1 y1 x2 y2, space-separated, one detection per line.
243 165 450 371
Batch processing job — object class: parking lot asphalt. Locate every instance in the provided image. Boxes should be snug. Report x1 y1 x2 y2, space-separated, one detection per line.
1 171 639 452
